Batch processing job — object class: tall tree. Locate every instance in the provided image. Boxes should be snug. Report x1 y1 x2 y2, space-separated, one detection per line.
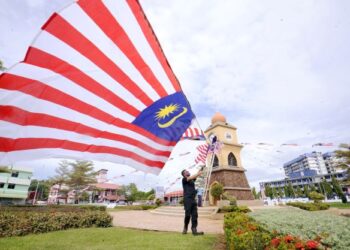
66 160 96 203
285 182 295 198
303 185 309 198
295 186 303 198
264 184 273 199
321 179 333 199
331 176 347 203
335 143 350 184
51 161 70 186
252 187 258 199
29 179 51 200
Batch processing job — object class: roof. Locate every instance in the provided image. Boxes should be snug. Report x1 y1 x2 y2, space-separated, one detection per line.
165 190 183 197
93 183 120 190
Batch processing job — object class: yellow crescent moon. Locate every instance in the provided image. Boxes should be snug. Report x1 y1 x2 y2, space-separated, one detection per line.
158 107 188 128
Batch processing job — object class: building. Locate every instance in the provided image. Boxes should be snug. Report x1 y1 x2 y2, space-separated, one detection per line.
0 166 33 205
283 152 328 178
323 152 343 174
204 112 253 201
260 151 349 198
48 168 122 204
260 171 348 196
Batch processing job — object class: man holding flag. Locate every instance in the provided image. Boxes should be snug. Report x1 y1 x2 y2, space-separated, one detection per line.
181 168 204 236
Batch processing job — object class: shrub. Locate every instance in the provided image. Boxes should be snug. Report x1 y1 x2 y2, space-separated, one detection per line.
155 198 162 206
287 202 329 211
140 205 158 210
250 208 348 249
308 192 325 203
224 212 271 249
210 183 224 201
224 210 329 249
179 197 184 205
0 208 112 237
222 192 237 206
220 205 251 213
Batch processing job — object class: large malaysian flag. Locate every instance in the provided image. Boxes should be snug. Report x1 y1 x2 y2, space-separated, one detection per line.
0 0 200 174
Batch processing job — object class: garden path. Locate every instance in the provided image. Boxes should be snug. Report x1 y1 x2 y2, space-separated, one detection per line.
109 211 224 234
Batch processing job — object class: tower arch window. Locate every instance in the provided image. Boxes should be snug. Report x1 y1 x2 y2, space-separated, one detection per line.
213 155 219 168
228 153 237 167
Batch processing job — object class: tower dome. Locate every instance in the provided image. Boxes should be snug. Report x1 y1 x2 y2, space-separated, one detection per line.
211 112 226 124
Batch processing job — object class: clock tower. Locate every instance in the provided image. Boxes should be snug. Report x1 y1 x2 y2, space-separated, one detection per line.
205 112 253 201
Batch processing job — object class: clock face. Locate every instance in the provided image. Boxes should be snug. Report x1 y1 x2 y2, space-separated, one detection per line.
225 132 232 141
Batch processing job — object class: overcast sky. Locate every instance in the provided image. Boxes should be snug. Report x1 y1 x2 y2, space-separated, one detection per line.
1 0 349 191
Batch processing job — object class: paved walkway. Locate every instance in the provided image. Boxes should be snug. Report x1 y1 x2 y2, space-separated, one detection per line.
109 211 224 234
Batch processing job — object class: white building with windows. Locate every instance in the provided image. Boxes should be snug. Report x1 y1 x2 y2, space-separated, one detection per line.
283 152 328 178
0 166 32 205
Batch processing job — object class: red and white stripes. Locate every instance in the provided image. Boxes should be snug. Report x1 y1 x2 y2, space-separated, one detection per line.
0 0 186 174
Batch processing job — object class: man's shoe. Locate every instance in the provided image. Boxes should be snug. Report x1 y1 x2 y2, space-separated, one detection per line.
192 228 204 236
182 227 188 234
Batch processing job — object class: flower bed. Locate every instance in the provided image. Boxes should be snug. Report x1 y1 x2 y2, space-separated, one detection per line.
250 208 350 249
224 211 336 249
0 205 112 237
287 202 330 211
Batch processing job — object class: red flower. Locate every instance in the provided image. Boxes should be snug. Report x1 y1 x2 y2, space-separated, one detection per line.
271 238 281 247
295 242 305 249
306 240 319 249
284 235 294 243
236 229 244 235
248 224 257 231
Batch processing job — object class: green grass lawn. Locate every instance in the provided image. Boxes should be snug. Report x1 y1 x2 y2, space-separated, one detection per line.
250 208 350 250
0 227 218 250
327 202 350 209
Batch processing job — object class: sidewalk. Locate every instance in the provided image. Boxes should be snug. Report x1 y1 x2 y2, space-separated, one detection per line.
109 210 224 234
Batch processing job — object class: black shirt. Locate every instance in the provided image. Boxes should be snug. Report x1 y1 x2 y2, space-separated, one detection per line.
182 177 197 199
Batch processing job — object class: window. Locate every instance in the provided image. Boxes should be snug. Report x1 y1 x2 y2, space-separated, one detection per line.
0 183 4 188
213 155 219 168
11 172 19 178
8 184 16 189
228 153 237 166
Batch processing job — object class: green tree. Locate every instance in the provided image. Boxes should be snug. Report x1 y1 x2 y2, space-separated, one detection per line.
331 176 347 203
308 191 325 203
303 185 309 198
80 191 90 202
265 184 273 199
335 143 350 184
252 187 258 199
210 182 224 204
28 179 51 200
321 179 333 199
310 185 317 192
285 183 295 198
295 186 303 198
66 160 96 203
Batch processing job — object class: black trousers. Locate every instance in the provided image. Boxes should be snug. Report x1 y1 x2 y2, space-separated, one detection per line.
184 198 198 229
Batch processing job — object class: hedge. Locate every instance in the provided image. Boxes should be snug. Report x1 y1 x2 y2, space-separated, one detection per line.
224 212 327 249
0 204 106 212
0 206 112 237
287 202 330 211
219 205 251 213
